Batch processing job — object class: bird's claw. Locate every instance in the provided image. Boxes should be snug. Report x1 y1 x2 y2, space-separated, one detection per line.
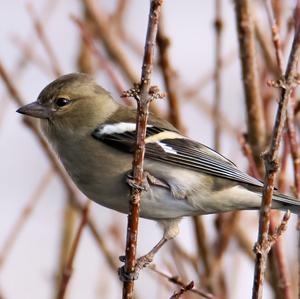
118 253 154 282
118 265 140 282
119 255 126 262
126 173 149 191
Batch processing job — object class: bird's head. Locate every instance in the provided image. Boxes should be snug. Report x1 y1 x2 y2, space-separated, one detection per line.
17 73 118 134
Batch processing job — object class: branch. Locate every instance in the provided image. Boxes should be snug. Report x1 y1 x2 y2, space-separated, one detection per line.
213 0 223 151
149 265 215 299
56 200 91 299
234 0 267 171
252 10 300 299
157 15 182 131
27 4 62 76
122 1 164 298
83 0 138 84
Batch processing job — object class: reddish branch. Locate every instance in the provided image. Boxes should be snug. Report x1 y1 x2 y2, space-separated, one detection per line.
56 200 91 299
122 1 163 298
169 281 195 299
149 266 215 299
157 17 182 131
265 3 300 298
234 0 266 171
252 17 300 299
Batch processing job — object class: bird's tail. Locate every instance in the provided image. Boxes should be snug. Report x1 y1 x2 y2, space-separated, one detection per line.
272 191 300 214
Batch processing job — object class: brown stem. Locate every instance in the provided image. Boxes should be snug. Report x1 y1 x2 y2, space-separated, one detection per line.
234 0 267 171
265 3 300 298
77 8 95 74
169 281 195 299
122 1 163 298
27 4 62 76
192 216 214 291
56 200 91 299
149 266 216 299
54 198 77 297
83 0 138 84
157 16 182 131
252 16 300 299
72 16 127 95
213 0 223 152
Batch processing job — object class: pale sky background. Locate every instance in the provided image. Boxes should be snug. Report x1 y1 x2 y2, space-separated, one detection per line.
0 1 299 298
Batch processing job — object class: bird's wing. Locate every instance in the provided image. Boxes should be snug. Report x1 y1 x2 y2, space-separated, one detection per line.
92 122 262 187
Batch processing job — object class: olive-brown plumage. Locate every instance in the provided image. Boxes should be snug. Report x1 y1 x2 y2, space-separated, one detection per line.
17 73 300 274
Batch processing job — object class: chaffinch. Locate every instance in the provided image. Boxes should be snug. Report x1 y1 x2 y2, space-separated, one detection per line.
17 73 300 278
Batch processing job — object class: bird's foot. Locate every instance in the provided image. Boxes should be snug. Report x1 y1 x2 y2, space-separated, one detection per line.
126 171 169 192
126 172 149 191
118 253 154 282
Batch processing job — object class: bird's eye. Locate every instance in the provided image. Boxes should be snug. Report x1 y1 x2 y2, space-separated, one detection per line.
55 97 71 107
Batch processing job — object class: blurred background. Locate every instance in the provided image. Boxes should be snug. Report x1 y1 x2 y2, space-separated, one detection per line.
1 0 300 298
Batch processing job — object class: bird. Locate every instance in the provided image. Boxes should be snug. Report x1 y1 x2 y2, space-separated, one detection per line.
17 73 300 279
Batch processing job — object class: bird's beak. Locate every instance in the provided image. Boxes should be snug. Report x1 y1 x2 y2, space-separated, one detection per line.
16 101 50 119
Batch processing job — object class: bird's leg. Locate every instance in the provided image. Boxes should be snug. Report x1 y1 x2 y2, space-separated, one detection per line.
118 237 168 282
126 170 169 191
144 171 170 189
126 171 148 191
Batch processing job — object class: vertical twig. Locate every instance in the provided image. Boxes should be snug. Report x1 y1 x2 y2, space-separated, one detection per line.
286 84 300 299
234 0 266 171
27 4 62 76
192 216 214 291
54 197 77 297
56 200 91 299
157 14 182 131
252 11 300 299
213 0 223 152
122 1 163 298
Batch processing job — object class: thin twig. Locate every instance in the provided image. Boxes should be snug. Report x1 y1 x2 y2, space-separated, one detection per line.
149 265 216 299
191 216 214 291
0 169 53 269
122 1 163 298
169 281 194 299
56 200 91 299
212 212 240 274
54 198 77 297
234 0 267 171
157 15 182 131
183 50 237 99
83 0 138 84
27 4 62 76
77 8 95 74
264 3 300 298
213 0 223 152
252 9 300 298
72 16 131 105
10 36 51 75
